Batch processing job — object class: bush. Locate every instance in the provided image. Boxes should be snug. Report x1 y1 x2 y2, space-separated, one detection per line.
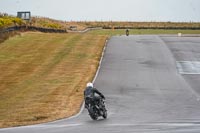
47 23 62 29
38 20 62 29
0 16 23 28
0 18 12 27
11 17 23 25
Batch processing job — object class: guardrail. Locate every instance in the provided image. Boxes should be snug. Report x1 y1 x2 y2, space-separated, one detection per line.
0 26 103 34
0 26 67 33
67 27 102 33
1 25 200 34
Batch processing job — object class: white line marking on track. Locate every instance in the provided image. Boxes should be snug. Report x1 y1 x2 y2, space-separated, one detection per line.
92 39 108 83
107 123 200 127
0 124 82 131
31 123 82 128
176 61 200 74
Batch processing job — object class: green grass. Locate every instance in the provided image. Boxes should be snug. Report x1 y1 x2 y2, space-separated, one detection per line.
89 29 200 36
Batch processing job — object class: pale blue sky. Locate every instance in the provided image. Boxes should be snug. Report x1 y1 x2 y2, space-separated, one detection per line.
0 0 200 22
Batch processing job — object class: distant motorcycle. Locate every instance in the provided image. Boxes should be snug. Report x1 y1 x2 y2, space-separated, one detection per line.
126 29 129 36
85 96 107 120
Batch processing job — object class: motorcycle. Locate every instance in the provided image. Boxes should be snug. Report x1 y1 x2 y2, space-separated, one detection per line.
85 96 107 120
126 29 129 36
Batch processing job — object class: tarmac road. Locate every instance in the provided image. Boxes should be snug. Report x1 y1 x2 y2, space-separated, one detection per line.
1 35 200 133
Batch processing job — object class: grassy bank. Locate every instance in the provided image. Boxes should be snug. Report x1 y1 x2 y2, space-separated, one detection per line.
0 32 107 127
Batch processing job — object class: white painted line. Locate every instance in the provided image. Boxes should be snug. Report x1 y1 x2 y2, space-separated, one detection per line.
179 72 200 75
31 123 82 128
93 39 108 83
0 124 82 131
107 123 200 127
176 61 200 74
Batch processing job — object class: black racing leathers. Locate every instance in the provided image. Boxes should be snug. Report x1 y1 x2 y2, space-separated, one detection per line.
84 87 105 109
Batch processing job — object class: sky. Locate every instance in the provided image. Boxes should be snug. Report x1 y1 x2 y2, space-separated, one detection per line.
0 0 200 22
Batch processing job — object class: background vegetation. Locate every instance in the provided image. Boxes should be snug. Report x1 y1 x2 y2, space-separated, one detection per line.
80 21 200 29
1 13 200 31
0 14 23 28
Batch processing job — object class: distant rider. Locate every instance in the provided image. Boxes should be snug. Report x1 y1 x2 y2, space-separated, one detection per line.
84 82 105 109
126 29 129 36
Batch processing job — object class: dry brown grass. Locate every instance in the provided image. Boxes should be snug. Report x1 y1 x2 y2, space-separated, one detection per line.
78 21 200 29
0 32 107 127
30 17 200 31
31 17 86 30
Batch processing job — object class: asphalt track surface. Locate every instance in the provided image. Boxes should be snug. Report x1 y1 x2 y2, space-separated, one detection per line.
1 35 200 133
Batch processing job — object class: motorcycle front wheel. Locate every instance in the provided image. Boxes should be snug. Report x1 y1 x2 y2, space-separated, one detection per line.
88 107 98 120
90 114 98 120
102 109 107 119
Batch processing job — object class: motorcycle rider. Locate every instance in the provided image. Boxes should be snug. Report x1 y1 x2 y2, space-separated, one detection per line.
84 82 105 109
126 29 129 36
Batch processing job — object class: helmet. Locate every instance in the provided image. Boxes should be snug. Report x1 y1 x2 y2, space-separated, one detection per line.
86 82 93 88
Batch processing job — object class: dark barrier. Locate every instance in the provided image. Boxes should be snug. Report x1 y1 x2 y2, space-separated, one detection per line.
103 26 200 30
0 26 67 34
